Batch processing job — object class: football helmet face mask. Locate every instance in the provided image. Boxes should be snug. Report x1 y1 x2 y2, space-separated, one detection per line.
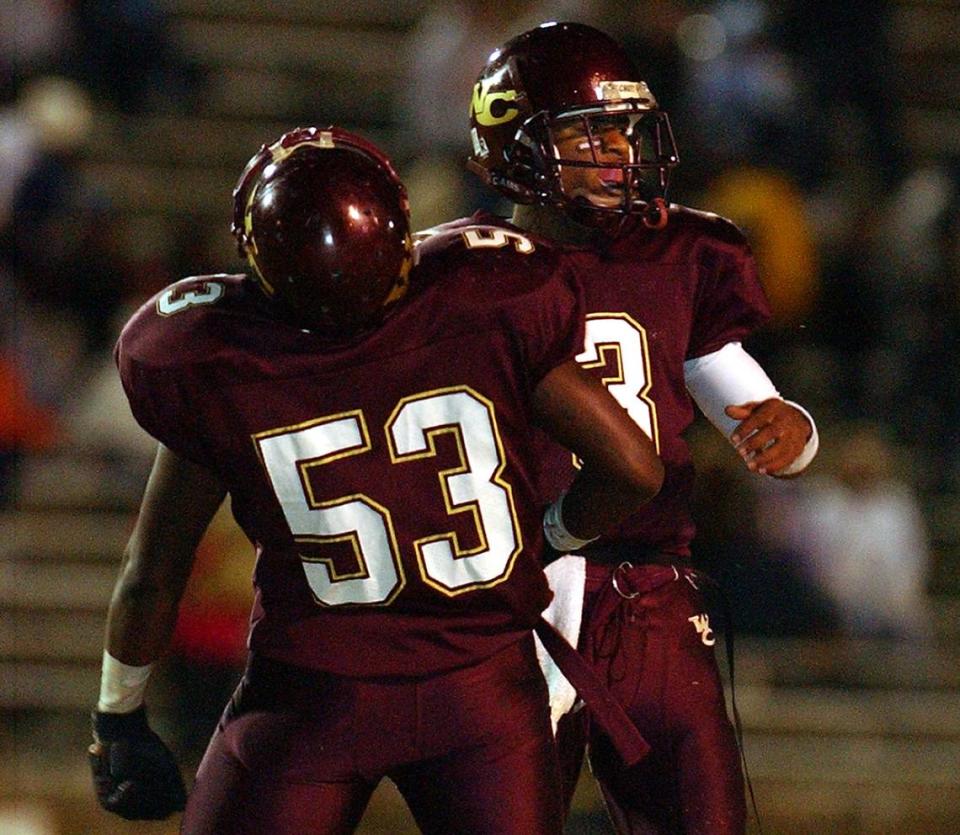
467 22 678 229
232 126 413 336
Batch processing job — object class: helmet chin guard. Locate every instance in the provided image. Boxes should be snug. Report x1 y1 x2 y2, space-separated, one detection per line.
643 197 669 230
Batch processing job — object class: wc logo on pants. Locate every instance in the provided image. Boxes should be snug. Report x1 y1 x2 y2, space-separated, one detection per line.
688 613 715 646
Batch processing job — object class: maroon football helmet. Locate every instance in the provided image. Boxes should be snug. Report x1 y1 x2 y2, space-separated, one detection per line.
467 22 678 228
232 126 413 336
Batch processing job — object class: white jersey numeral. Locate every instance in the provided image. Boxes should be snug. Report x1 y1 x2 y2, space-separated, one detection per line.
387 388 521 594
256 413 403 606
156 279 225 316
578 313 660 451
461 227 535 254
255 387 521 607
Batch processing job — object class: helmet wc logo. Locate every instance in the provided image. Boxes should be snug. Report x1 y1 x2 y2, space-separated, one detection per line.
470 79 519 126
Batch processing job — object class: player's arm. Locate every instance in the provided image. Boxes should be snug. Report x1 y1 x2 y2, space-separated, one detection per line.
90 443 227 821
532 359 664 547
683 341 818 477
104 443 227 665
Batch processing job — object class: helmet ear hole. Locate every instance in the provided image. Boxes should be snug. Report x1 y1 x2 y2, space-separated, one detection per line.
503 140 538 185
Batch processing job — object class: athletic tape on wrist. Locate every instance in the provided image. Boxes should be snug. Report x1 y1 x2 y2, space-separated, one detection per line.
97 650 153 713
543 492 599 553
776 400 819 476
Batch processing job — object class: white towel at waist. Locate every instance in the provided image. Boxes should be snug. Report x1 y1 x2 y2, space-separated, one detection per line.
534 554 586 731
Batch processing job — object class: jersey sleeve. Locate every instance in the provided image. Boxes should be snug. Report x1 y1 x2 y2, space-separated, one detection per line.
509 263 586 385
687 229 771 360
114 306 217 471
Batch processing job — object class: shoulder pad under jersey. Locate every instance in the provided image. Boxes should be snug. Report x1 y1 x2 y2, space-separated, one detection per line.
117 273 264 370
663 203 750 248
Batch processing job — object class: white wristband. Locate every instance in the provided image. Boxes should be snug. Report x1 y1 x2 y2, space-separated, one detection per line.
97 650 153 713
775 400 819 476
543 492 599 553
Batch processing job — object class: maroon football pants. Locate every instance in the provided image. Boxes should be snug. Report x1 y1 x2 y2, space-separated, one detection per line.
180 636 563 834
556 562 745 835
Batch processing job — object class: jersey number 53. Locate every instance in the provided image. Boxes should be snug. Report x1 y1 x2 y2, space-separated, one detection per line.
253 386 522 607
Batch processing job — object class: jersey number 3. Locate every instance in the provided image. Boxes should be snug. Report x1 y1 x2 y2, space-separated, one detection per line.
579 312 660 451
254 386 521 607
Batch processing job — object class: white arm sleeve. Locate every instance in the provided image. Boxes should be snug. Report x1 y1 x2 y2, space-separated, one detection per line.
684 342 819 475
683 342 780 437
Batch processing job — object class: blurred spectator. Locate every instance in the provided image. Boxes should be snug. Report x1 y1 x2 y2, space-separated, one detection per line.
763 421 933 642
668 0 829 196
0 0 74 103
1 76 125 383
0 75 91 226
0 75 98 502
780 0 905 189
704 166 820 331
66 0 205 114
862 164 960 491
808 160 960 493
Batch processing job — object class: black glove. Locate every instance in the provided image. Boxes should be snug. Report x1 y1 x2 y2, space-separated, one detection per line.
89 705 187 820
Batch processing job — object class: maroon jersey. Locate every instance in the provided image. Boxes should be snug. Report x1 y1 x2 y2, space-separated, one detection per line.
115 223 583 677
430 209 770 559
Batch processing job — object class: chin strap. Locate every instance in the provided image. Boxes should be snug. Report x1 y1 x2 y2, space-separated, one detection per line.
642 197 668 230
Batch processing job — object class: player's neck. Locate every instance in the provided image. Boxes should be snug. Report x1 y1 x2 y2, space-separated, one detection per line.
510 204 603 247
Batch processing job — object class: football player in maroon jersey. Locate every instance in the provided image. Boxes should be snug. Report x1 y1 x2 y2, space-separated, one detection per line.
449 21 821 835
87 126 664 834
